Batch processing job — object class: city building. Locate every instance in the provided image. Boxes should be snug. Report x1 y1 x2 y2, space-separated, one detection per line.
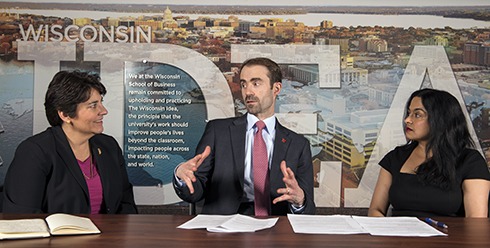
359 36 388 53
206 26 234 38
73 18 92 26
341 55 354 69
287 64 367 87
249 18 305 40
463 42 490 66
367 83 397 107
319 109 388 168
237 21 254 34
315 38 327 45
327 38 349 52
341 67 368 86
107 17 119 27
119 20 136 27
163 7 178 28
135 20 163 31
320 20 333 29
424 35 449 47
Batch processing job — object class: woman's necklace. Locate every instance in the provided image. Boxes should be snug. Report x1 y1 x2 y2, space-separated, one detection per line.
82 156 97 180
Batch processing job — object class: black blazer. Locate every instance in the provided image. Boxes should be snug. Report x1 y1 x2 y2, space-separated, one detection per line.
3 126 137 214
174 115 315 215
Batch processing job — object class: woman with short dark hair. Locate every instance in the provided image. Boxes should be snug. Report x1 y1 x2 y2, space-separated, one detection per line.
3 70 137 214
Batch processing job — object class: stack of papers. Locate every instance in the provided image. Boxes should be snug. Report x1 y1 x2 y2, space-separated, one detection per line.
177 214 278 233
178 214 447 237
286 214 368 234
287 215 447 237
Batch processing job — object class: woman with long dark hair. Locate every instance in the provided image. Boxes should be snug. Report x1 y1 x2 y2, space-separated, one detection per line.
369 88 490 217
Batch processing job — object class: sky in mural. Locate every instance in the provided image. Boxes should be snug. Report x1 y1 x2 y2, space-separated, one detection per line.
1 0 489 7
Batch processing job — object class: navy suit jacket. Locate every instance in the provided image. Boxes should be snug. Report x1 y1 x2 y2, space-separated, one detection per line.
3 126 137 214
173 115 315 215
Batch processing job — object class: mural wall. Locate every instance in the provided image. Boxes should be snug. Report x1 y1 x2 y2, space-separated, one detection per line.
0 1 489 212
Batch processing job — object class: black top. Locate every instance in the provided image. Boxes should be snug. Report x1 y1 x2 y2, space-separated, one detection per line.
380 142 490 217
3 126 137 214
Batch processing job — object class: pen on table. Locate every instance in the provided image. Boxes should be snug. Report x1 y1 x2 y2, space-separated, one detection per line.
424 217 448 229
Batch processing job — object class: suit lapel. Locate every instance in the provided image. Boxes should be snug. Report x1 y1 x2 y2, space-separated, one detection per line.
270 121 291 186
230 115 247 187
52 126 90 197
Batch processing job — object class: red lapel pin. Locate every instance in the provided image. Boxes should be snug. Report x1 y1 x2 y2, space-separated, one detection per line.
282 138 286 143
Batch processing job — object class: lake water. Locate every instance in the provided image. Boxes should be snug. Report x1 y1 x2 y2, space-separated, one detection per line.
0 68 33 183
9 9 490 29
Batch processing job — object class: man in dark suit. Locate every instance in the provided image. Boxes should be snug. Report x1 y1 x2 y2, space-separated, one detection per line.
173 57 315 215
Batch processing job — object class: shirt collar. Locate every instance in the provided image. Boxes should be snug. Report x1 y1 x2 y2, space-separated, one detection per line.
246 113 276 134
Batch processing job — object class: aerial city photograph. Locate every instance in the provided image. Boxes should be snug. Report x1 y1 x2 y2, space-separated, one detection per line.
0 0 489 214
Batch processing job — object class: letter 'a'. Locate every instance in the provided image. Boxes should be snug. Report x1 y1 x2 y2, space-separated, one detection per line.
344 46 481 207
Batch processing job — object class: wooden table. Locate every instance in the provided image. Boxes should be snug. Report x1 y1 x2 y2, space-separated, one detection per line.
0 214 489 247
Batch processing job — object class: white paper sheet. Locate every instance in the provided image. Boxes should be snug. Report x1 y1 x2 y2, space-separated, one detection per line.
288 215 447 237
177 214 278 233
287 214 368 234
352 216 447 237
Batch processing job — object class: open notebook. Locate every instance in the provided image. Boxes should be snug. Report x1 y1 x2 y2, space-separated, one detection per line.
0 213 101 240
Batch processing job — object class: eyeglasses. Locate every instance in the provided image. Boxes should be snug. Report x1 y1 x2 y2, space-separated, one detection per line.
405 109 427 121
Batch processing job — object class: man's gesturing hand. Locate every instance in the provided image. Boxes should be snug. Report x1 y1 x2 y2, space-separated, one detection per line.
272 161 305 207
175 146 211 194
